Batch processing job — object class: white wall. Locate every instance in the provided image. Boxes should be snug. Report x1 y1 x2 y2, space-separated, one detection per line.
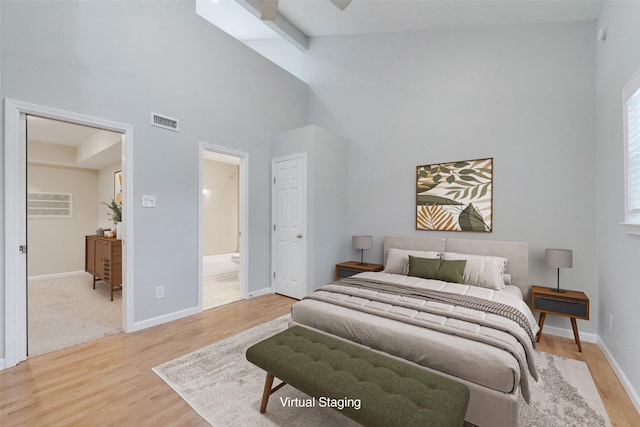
595 0 640 409
26 164 99 276
0 0 307 359
306 22 598 334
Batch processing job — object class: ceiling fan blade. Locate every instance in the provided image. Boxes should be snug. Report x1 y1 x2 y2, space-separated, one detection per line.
261 0 279 20
330 0 351 11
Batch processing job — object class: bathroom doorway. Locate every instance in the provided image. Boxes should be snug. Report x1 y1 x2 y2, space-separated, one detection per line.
199 145 247 310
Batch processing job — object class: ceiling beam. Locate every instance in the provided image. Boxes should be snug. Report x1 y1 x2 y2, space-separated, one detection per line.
235 0 309 51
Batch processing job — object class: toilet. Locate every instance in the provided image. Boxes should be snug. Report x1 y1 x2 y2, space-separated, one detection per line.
231 253 240 279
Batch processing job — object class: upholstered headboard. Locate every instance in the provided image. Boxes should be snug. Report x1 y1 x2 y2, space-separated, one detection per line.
383 236 529 296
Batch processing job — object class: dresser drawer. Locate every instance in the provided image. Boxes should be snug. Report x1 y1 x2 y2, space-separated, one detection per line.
534 294 587 318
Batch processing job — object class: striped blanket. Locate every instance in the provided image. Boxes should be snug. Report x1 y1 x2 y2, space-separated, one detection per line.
327 277 536 344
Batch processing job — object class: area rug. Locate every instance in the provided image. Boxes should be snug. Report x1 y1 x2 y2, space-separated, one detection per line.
153 315 611 427
28 273 122 356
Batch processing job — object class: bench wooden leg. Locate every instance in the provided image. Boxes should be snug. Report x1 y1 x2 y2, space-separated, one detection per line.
260 373 275 413
260 372 287 413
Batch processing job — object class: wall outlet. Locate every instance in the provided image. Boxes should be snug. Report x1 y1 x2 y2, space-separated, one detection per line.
609 314 614 333
156 286 165 299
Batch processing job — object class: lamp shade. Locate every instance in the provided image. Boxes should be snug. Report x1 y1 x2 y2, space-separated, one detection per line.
545 248 573 269
352 235 373 250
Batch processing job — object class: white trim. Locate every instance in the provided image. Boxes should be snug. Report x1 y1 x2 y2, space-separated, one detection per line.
622 65 640 231
129 306 200 332
121 126 135 334
4 101 27 367
598 338 640 414
621 222 640 236
3 98 134 369
538 324 598 344
28 271 87 281
247 287 273 298
197 142 249 312
0 359 5 371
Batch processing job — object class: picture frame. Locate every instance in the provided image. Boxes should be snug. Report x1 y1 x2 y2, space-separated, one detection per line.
416 158 493 232
114 170 123 205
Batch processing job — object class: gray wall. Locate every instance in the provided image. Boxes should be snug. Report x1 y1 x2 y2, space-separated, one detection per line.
595 0 640 407
305 22 598 335
0 0 307 358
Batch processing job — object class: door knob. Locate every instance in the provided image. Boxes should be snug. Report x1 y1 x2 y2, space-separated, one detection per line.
296 233 303 239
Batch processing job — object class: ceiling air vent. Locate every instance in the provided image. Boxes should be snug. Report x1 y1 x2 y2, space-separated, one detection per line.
151 112 179 132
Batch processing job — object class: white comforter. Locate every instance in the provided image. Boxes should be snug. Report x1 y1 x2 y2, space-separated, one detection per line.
290 271 539 401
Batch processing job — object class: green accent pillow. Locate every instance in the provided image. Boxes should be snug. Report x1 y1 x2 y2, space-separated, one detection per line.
408 256 466 284
407 256 441 278
436 259 467 283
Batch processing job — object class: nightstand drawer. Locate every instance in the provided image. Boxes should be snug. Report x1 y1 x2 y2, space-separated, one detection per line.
534 294 587 318
336 267 362 278
335 262 383 279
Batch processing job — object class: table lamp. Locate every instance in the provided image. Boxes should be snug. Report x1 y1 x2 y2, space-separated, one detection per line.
352 235 373 266
545 248 573 293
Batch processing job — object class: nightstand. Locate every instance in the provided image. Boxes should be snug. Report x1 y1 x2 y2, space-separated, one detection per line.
335 261 383 279
531 285 589 352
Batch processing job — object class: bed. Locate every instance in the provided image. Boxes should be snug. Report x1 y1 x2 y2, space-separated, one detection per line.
290 236 539 427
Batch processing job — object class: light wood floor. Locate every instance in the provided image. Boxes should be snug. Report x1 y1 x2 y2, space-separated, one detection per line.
1 294 638 426
536 333 640 427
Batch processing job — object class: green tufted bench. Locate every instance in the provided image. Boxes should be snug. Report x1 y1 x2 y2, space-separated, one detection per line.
245 326 470 427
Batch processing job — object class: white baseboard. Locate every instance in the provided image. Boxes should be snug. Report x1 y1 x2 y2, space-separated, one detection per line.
598 339 640 414
28 270 88 281
128 306 200 332
247 287 273 298
539 324 598 344
0 358 5 371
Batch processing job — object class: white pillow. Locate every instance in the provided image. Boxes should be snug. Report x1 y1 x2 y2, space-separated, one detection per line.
384 249 440 275
440 252 508 290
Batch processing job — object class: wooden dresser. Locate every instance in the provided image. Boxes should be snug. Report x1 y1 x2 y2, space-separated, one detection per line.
85 235 122 301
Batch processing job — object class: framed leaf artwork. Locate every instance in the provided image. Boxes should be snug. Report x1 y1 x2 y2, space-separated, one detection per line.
114 170 123 205
416 158 493 232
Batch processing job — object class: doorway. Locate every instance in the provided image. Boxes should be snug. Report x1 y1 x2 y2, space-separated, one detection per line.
26 115 124 356
198 143 248 310
4 99 134 368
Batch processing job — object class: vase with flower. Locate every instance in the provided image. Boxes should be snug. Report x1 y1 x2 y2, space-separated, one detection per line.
103 199 122 239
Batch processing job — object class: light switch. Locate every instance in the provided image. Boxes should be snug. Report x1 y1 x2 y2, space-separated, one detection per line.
142 194 156 208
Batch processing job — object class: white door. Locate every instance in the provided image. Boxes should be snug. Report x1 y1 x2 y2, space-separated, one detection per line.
272 154 307 299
